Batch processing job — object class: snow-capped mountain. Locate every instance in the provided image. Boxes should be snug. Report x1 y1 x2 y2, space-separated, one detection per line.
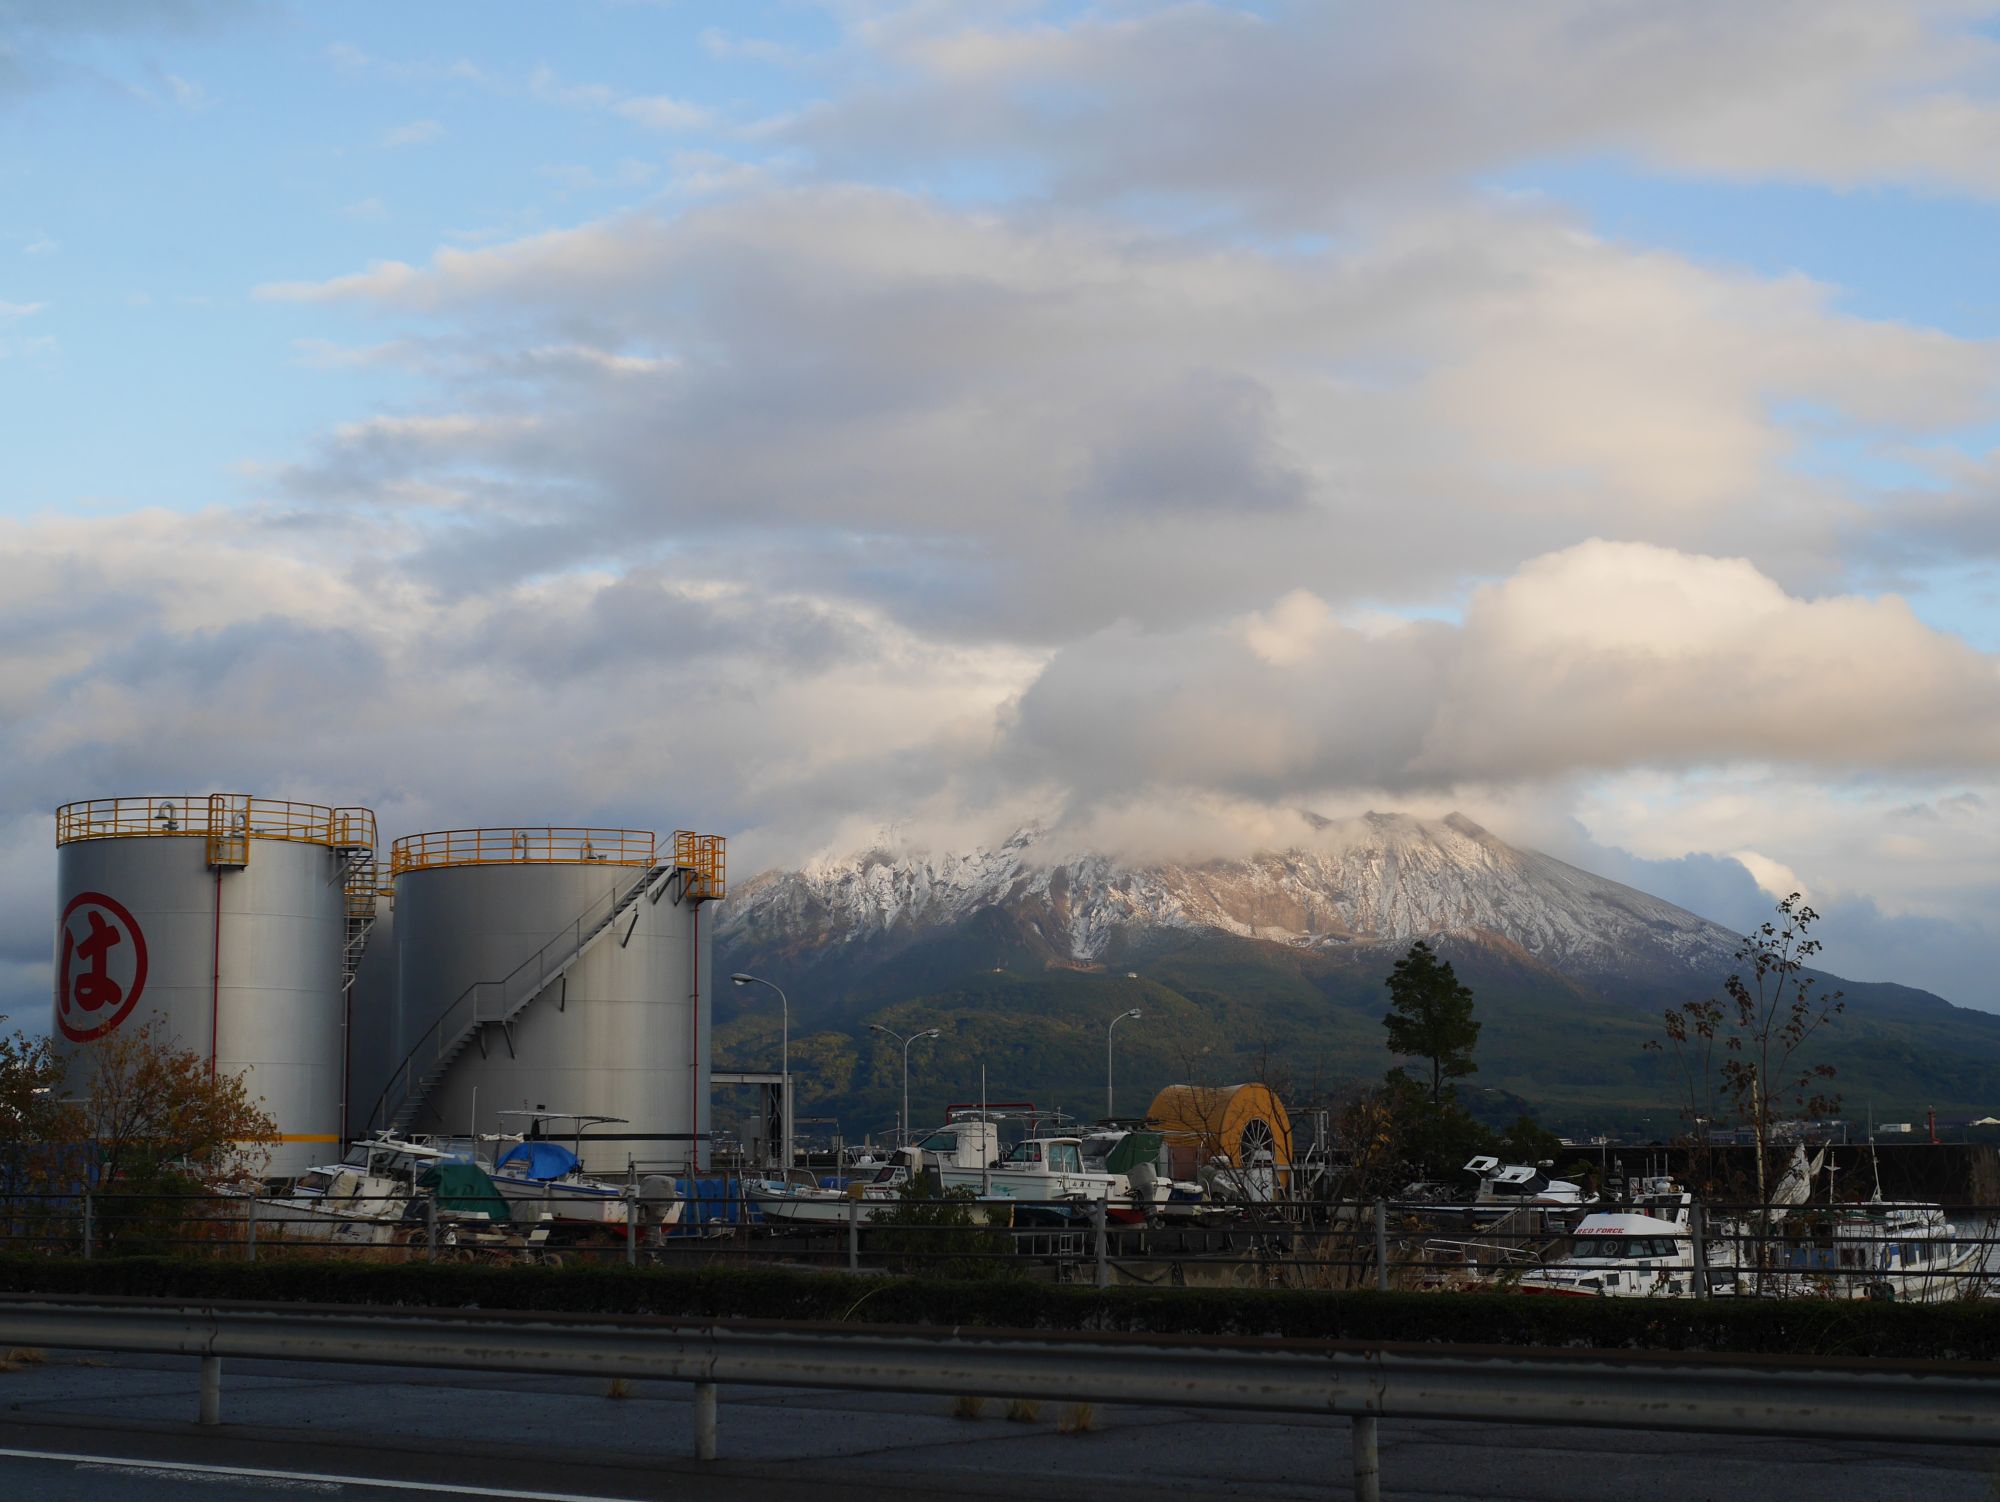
719 811 1742 993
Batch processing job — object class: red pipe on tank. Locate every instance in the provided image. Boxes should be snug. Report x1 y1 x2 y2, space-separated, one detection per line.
690 901 700 1175
210 869 222 1080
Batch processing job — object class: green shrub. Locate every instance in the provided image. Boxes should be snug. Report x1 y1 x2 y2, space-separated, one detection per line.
1 1255 1996 1361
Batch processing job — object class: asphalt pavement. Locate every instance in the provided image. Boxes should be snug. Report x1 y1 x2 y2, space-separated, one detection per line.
0 1348 1994 1500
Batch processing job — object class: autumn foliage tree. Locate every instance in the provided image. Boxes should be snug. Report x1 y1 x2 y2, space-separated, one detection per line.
0 1023 74 1161
80 1024 277 1188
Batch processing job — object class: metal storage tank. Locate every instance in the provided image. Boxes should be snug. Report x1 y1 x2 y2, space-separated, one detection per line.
373 827 724 1175
53 794 379 1178
343 884 397 1148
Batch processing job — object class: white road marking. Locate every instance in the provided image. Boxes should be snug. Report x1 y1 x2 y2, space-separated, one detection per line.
78 1461 341 1492
0 1446 645 1500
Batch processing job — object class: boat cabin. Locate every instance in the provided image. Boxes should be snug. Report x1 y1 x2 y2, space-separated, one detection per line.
911 1120 1002 1170
1001 1138 1085 1174
1519 1210 1697 1297
1461 1155 1590 1206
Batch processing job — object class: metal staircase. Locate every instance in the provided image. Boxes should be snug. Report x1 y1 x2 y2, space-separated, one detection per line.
337 853 379 996
376 860 691 1135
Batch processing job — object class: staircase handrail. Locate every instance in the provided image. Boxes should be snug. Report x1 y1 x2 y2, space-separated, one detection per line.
364 863 671 1133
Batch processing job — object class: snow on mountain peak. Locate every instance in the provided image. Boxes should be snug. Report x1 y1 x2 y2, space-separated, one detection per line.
721 811 1740 980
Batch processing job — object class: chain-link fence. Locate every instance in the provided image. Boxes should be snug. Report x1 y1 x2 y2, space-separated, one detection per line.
5 1185 1996 1299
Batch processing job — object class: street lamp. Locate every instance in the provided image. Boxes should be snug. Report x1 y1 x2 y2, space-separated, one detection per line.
1107 1008 1142 1120
731 973 790 1179
870 1023 942 1145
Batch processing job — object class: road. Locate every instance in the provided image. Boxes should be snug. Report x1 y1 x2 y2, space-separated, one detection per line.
0 1347 1994 1500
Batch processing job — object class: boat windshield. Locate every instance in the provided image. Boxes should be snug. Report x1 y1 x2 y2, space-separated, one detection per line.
1003 1142 1045 1165
1573 1235 1678 1260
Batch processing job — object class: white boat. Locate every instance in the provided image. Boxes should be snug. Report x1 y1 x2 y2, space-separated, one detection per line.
746 1158 913 1226
249 1134 467 1246
1462 1155 1595 1210
1517 1204 1711 1298
1768 1201 1984 1303
937 1129 1118 1205
486 1111 681 1229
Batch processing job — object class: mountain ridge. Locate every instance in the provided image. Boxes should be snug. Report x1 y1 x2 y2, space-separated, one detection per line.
720 810 1742 994
711 811 2000 1132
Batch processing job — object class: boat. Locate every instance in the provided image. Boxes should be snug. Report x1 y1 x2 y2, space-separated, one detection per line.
486 1111 681 1229
1078 1128 1212 1222
1462 1155 1595 1210
938 1130 1119 1205
1516 1196 1713 1299
1766 1201 1984 1303
247 1134 467 1246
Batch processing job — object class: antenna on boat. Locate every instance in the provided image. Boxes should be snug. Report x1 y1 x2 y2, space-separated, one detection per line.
981 1065 990 1197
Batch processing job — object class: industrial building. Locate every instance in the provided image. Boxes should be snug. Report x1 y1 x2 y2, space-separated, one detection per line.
53 796 725 1180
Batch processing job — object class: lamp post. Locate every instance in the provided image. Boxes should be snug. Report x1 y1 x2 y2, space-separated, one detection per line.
1107 1008 1142 1120
870 1023 941 1145
731 973 789 1179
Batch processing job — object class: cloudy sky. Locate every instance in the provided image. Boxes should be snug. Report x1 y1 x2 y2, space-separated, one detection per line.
5 1 2000 1017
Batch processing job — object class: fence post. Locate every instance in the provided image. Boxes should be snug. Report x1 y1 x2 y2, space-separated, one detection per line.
424 1192 438 1264
1374 1199 1389 1293
81 1189 93 1261
693 1380 718 1461
1352 1413 1381 1502
1093 1198 1109 1289
246 1193 258 1263
198 1355 221 1426
1690 1200 1709 1299
847 1195 860 1273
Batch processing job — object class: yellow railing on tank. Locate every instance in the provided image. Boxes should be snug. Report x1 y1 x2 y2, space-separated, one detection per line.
675 830 727 900
389 827 659 874
55 795 377 854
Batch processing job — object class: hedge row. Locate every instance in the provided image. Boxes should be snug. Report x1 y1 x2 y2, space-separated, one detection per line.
3 1256 1997 1362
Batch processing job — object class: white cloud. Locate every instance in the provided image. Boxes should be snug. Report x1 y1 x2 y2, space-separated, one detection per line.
163 73 210 111
382 118 442 148
248 189 1997 646
528 65 712 131
808 1 2000 217
1006 540 2000 797
1731 850 1809 902
15 0 2000 1018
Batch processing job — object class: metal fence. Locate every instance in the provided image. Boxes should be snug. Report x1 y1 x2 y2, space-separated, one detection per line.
0 1294 1995 1495
5 1188 1997 1300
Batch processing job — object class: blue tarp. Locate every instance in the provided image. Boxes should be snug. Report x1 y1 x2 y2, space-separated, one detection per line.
664 1176 753 1232
494 1140 579 1181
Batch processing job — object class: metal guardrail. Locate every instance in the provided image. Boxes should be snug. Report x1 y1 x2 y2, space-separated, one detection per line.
54 794 375 852
0 1297 1994 1493
389 826 658 874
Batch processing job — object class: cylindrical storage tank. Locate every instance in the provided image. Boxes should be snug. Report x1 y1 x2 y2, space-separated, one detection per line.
388 827 721 1175
53 795 376 1178
344 885 397 1145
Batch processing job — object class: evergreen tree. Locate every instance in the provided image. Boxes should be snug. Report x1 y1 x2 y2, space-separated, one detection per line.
1383 940 1480 1104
